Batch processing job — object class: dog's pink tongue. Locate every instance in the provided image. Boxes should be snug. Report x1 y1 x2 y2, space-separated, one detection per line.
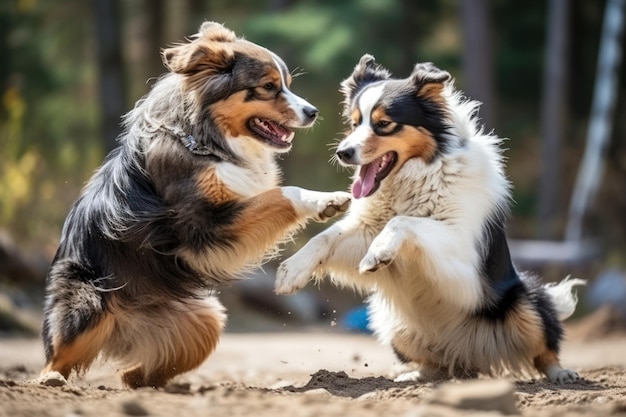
352 161 378 199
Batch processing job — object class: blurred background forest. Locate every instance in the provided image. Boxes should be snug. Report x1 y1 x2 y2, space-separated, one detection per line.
1 0 625 332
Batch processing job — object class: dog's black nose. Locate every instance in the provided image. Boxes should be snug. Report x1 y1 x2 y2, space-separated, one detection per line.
336 147 355 163
303 105 319 120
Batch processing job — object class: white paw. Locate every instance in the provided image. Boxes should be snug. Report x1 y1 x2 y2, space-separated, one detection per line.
358 223 404 273
359 251 393 273
394 371 424 383
33 371 68 387
359 242 399 274
548 367 580 384
283 188 351 223
313 191 351 222
275 257 314 295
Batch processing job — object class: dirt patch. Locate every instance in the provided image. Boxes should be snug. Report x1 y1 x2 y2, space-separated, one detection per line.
1 333 626 417
283 369 411 398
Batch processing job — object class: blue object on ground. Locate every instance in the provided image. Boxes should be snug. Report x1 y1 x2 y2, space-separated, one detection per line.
341 306 372 334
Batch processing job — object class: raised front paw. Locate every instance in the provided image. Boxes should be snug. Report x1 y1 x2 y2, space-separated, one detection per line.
282 187 351 222
275 256 314 295
313 191 351 222
359 234 401 274
359 251 393 274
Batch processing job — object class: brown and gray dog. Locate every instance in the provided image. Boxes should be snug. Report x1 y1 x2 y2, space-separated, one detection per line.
41 22 350 388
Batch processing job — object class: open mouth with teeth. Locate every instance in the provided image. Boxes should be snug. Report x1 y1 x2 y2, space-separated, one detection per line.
351 151 397 199
248 117 295 150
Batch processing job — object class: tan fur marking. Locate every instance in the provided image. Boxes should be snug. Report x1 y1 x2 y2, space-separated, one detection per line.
210 90 297 138
162 43 233 77
370 107 390 124
533 348 561 375
418 83 446 106
260 67 283 90
370 107 399 134
196 167 237 203
360 126 437 171
232 188 299 248
120 304 224 388
164 31 278 90
42 314 115 379
395 127 438 163
351 108 362 127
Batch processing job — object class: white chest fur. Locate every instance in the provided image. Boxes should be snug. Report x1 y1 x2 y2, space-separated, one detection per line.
215 139 280 198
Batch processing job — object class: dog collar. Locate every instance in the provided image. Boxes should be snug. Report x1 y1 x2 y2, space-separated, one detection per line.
159 124 242 165
179 134 213 156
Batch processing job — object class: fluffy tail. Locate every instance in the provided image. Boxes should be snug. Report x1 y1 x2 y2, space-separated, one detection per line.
543 276 587 321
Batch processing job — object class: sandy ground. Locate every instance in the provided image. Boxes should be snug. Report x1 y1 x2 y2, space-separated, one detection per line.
1 322 626 417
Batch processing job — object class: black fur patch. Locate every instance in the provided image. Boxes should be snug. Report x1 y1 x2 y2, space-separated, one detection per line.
526 280 564 352
381 80 452 156
340 54 391 116
42 260 104 360
475 213 525 320
474 212 564 352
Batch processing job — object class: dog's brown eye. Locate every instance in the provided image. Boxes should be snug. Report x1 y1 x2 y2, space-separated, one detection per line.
351 122 358 129
263 82 275 90
377 120 391 128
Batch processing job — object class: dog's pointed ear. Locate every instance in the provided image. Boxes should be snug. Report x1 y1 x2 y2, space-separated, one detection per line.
162 22 237 75
340 54 391 106
410 62 450 101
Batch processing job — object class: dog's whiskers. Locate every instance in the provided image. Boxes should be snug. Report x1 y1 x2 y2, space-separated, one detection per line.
291 67 307 78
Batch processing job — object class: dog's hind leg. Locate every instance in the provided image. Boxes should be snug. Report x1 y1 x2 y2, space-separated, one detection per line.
115 297 226 388
42 265 114 379
533 348 579 384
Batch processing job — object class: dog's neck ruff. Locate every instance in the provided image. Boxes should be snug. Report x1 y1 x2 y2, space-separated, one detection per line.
159 124 242 166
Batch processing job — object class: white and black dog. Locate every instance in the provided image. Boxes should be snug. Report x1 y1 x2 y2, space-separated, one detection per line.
276 55 585 383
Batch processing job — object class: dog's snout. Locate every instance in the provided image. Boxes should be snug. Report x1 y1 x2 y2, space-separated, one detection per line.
303 105 319 121
336 147 356 163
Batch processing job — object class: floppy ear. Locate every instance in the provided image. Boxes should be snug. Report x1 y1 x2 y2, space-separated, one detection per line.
161 43 235 103
161 22 238 103
410 62 451 101
161 22 237 75
161 42 235 75
194 21 237 43
340 54 391 107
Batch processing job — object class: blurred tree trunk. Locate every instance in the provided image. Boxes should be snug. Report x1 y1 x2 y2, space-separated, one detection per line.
93 0 126 152
538 0 570 239
144 0 166 80
187 0 210 32
122 1 209 109
566 0 624 241
0 231 47 287
459 0 495 131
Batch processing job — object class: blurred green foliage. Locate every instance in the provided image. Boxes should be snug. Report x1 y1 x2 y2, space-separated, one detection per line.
1 0 102 250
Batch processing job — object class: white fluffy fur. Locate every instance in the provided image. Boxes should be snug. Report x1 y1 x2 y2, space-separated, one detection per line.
544 277 587 321
276 82 583 381
276 83 507 304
